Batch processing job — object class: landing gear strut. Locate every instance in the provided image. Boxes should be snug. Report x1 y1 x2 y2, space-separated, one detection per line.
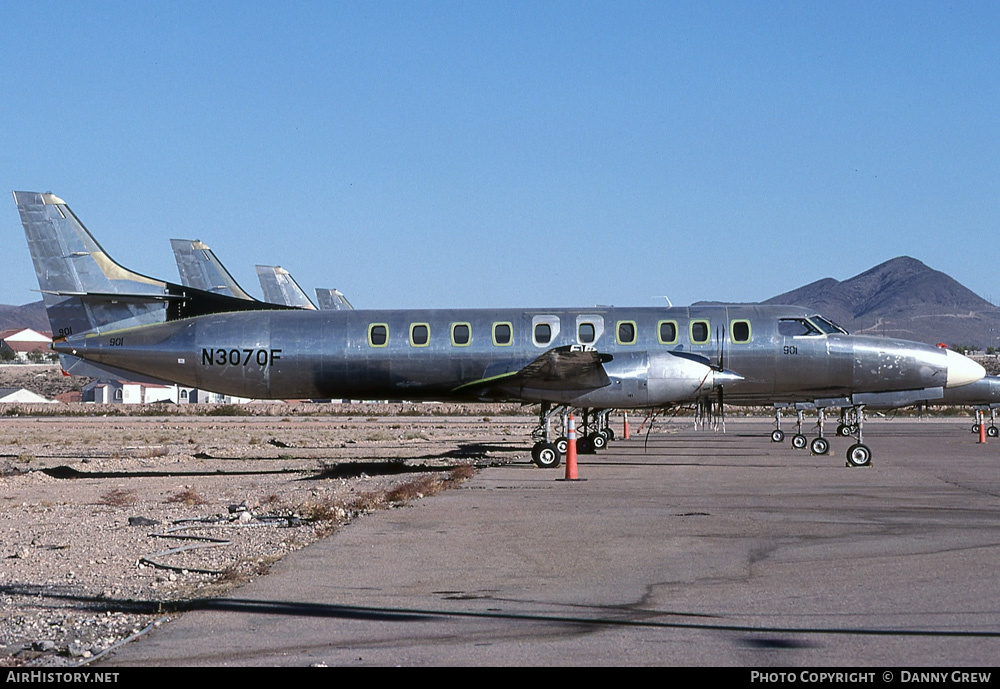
809 408 830 455
530 405 617 467
842 406 872 467
771 408 785 442
791 409 808 450
972 408 999 438
530 402 565 468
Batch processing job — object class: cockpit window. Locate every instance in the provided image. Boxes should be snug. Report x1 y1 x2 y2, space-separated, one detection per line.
778 318 822 337
809 315 849 335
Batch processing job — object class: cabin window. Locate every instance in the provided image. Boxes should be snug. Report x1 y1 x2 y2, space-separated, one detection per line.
617 321 636 345
731 319 751 343
493 322 512 346
409 323 429 347
451 323 471 346
532 315 561 346
578 322 596 344
690 320 710 344
658 320 678 344
368 323 389 347
534 323 551 344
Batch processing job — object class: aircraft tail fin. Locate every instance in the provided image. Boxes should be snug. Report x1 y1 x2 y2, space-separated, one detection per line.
13 191 175 338
315 287 355 311
255 265 317 309
171 239 257 301
13 191 292 339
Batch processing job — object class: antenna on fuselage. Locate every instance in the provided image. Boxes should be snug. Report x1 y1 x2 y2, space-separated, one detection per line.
655 296 673 307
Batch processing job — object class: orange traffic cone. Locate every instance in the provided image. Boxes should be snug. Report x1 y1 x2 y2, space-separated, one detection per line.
564 414 578 480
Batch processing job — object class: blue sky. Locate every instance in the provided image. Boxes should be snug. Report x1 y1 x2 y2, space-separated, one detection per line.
2 1 998 309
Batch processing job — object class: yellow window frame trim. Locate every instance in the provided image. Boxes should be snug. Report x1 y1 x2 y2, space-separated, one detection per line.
616 320 637 345
368 323 389 348
690 319 711 345
492 321 513 347
730 319 752 344
409 323 430 348
450 322 472 347
657 319 679 345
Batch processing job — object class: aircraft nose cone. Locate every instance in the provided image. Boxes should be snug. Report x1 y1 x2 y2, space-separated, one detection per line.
945 349 986 388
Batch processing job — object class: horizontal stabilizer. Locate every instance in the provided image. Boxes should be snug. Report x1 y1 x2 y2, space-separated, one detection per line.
40 289 184 302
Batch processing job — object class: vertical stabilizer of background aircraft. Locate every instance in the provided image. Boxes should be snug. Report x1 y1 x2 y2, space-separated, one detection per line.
170 239 256 301
255 265 317 310
315 287 354 310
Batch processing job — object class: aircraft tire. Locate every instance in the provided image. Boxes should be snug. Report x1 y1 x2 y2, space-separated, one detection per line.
590 433 607 451
836 424 851 437
989 426 1000 438
846 443 872 467
771 430 784 443
531 442 561 469
810 437 830 455
577 436 596 455
603 427 615 442
791 433 808 450
555 436 569 455
972 424 981 433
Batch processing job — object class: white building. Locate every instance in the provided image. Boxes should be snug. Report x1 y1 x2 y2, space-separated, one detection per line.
0 328 52 361
0 388 54 404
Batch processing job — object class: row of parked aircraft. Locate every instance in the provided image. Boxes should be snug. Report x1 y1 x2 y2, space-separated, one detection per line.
170 239 354 312
166 233 1000 459
12 190 996 468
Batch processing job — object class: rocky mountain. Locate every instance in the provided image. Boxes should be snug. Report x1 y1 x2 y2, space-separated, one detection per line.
764 257 1000 348
0 301 49 333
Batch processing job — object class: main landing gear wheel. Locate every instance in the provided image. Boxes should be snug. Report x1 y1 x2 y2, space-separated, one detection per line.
577 436 596 455
988 426 1000 438
810 437 830 455
791 433 808 450
555 437 569 455
836 424 853 437
590 433 608 451
771 430 785 443
603 427 615 442
531 442 561 469
846 443 872 467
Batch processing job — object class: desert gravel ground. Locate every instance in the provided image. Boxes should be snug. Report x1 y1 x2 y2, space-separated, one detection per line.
2 363 994 667
0 402 535 666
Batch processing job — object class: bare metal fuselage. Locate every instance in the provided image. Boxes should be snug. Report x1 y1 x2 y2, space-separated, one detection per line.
54 304 956 408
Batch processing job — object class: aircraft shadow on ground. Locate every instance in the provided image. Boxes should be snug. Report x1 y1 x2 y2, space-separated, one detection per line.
4 585 995 642
39 466 307 480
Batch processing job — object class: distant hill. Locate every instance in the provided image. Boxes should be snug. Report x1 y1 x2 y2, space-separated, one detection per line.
764 257 1000 348
0 301 49 332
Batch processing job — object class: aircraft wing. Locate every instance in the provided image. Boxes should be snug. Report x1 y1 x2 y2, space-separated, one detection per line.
455 346 612 399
